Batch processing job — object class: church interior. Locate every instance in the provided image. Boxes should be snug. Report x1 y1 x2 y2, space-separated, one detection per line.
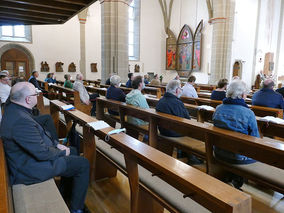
0 0 284 213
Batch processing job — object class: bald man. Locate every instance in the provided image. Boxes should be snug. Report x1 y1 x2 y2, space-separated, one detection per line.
252 79 284 109
0 82 90 213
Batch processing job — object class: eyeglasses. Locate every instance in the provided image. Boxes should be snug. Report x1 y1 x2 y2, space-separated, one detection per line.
27 92 40 97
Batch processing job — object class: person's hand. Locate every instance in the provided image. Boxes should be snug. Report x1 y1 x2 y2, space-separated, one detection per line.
57 144 70 156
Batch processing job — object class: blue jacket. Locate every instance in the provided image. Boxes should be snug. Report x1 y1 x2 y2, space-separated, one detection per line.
106 85 126 115
0 102 66 185
44 78 56 84
125 89 149 126
126 80 132 88
252 88 284 109
213 98 259 164
156 92 190 137
211 90 226 101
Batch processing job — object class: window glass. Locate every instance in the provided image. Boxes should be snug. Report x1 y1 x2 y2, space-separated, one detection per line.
2 26 13 36
128 0 140 60
14 25 25 37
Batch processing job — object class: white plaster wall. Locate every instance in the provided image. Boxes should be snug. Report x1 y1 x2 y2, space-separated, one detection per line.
0 16 81 81
85 1 101 80
231 0 258 87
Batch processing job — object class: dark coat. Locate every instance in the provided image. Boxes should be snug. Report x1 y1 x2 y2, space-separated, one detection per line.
28 76 42 91
0 102 66 185
156 92 190 137
106 85 126 115
252 88 284 109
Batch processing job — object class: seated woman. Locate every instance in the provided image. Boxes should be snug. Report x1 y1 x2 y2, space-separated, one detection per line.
106 75 126 115
63 74 73 89
126 75 149 126
150 74 160 86
211 78 228 101
213 80 259 188
44 73 56 84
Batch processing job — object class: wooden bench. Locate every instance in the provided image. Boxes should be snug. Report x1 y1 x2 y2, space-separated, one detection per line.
0 139 69 213
37 80 49 91
96 97 284 194
49 84 92 115
50 100 251 213
180 97 283 118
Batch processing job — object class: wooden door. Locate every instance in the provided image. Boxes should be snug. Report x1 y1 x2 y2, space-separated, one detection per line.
1 48 29 80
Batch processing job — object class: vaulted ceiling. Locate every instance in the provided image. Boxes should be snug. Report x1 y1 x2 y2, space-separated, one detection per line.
0 0 97 26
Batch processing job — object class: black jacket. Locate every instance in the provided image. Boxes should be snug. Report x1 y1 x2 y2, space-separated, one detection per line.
156 92 190 137
28 76 42 91
0 102 66 185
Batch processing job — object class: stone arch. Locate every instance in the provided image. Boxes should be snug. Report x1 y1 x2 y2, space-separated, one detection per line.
0 43 35 76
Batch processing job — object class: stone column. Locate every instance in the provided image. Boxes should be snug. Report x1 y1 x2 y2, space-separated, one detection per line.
209 0 235 84
100 0 132 83
78 9 88 78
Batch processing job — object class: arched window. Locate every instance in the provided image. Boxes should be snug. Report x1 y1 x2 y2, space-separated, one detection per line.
0 25 32 43
129 0 140 61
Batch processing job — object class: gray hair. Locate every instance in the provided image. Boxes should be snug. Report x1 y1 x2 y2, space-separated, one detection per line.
110 75 121 86
226 80 249 99
166 80 180 95
76 73 83 80
10 83 32 102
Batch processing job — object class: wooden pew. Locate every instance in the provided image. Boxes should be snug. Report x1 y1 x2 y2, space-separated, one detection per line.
49 84 92 115
0 139 13 213
96 97 284 195
0 138 69 213
180 96 283 118
36 92 50 114
37 79 49 91
84 80 100 87
50 100 251 213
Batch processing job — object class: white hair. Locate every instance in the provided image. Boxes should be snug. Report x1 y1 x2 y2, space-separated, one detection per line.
166 80 180 95
226 80 249 99
76 73 83 80
110 75 121 86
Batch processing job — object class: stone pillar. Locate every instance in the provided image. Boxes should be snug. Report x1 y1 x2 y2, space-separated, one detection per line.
100 0 132 83
209 0 235 84
78 9 88 78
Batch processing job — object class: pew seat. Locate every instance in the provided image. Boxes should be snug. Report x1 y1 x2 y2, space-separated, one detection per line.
216 159 284 191
95 138 210 212
13 179 69 213
159 135 206 160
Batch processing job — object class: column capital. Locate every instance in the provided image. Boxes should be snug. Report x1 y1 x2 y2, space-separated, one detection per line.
78 8 88 24
99 0 133 5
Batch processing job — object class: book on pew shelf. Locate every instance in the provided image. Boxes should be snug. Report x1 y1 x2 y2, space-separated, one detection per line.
259 116 284 124
87 121 110 130
61 105 75 111
197 105 215 111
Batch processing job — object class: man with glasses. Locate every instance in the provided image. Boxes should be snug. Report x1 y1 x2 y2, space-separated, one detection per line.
0 82 90 213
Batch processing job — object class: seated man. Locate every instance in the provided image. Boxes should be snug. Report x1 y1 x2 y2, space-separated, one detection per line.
73 73 99 116
252 79 284 109
156 80 190 136
28 71 44 92
106 75 126 115
126 75 149 126
156 80 201 164
213 80 259 188
181 75 198 98
126 73 134 88
0 82 90 213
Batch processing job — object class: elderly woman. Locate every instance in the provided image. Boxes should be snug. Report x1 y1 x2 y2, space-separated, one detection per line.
63 74 73 89
213 80 259 188
211 78 228 101
106 75 126 115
